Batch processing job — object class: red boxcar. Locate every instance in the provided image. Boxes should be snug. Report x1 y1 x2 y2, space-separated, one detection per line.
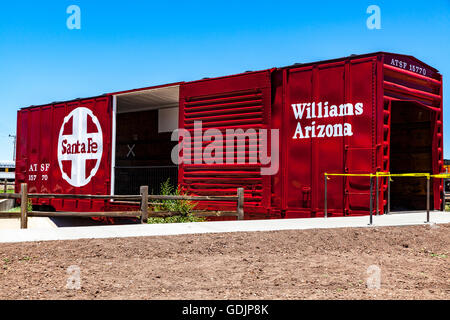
15 52 444 219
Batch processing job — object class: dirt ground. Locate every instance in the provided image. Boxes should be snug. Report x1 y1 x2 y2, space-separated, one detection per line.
0 224 448 300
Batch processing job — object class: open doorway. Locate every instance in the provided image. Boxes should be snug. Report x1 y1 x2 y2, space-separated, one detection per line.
112 85 180 195
389 101 435 211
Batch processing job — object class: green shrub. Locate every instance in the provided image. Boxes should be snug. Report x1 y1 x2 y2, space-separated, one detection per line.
7 200 33 213
147 215 204 224
148 179 204 224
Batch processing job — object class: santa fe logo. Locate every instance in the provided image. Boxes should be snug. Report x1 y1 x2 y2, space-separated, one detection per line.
57 107 103 187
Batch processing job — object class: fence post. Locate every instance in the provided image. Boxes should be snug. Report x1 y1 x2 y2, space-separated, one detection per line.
387 175 391 214
426 176 430 223
442 178 445 212
237 188 244 220
324 173 328 218
3 179 7 193
376 174 379 216
140 186 149 223
20 183 28 229
369 175 373 225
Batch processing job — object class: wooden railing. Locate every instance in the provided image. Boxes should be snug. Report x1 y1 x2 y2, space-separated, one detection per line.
0 184 245 229
0 179 14 193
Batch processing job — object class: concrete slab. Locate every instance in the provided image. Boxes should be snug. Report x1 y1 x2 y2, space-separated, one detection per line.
0 199 14 212
0 217 58 230
0 211 448 244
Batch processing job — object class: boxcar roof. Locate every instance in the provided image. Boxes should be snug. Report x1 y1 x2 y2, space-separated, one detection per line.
19 52 439 111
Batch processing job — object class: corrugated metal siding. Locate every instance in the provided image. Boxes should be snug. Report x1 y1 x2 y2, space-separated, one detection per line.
179 71 272 214
282 57 378 217
15 97 112 212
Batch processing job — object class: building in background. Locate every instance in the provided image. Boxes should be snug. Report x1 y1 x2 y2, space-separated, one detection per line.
0 161 15 182
444 160 450 194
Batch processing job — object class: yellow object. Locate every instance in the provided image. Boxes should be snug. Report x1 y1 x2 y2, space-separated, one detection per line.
324 172 450 179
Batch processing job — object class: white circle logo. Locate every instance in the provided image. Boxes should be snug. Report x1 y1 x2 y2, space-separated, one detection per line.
57 107 103 187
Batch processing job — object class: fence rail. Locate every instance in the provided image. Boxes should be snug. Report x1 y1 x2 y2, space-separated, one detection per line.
0 179 15 193
0 183 245 229
324 172 447 225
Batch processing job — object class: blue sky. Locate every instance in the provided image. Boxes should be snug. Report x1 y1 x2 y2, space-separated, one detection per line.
0 0 449 160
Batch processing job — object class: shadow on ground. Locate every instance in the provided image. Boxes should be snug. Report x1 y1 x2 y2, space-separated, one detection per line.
49 217 141 227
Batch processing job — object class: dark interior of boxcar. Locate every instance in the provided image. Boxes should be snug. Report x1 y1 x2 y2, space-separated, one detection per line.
114 87 179 195
389 101 434 211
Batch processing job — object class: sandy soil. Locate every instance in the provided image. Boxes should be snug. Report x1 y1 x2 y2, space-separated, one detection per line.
0 224 448 300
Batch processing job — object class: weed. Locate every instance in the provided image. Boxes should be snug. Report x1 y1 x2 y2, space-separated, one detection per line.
6 200 33 213
430 253 448 259
148 179 203 224
147 215 204 224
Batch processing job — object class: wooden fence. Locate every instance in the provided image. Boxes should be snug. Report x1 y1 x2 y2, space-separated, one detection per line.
0 179 15 193
0 183 244 229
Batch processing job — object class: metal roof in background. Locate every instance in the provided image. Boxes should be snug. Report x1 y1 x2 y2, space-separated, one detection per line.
0 172 14 180
0 161 15 169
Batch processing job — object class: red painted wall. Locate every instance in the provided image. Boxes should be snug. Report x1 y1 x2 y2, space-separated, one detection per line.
15 52 443 218
16 96 112 212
